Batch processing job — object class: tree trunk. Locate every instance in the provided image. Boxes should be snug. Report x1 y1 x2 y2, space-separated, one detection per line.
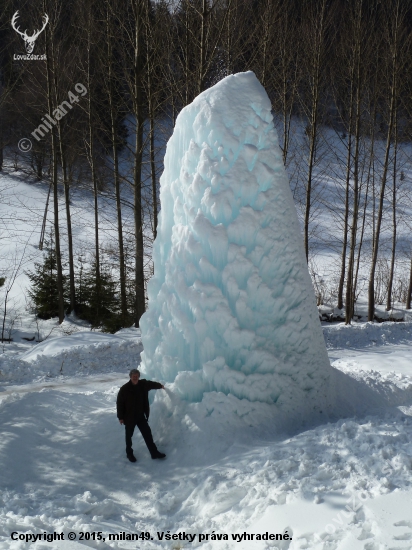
353 139 373 301
337 122 353 311
39 181 53 250
44 18 65 324
368 59 397 320
59 142 76 314
386 113 398 311
304 105 319 262
106 4 128 324
149 93 158 241
345 7 363 324
303 0 328 262
132 0 145 328
406 258 412 310
86 3 101 318
198 0 208 96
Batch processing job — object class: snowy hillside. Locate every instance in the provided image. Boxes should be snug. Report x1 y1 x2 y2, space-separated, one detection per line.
0 168 123 347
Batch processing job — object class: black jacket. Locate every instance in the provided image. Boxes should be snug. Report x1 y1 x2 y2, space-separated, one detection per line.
116 379 162 425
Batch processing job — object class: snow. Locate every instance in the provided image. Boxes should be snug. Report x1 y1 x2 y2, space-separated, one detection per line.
0 74 412 550
0 328 142 384
140 72 331 428
0 322 411 550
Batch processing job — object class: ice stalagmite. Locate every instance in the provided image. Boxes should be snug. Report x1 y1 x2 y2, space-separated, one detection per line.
140 72 331 426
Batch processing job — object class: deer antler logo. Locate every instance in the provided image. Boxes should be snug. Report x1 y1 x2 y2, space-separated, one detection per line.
11 11 49 54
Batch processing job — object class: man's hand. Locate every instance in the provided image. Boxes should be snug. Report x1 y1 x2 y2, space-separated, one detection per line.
119 419 124 425
161 385 165 389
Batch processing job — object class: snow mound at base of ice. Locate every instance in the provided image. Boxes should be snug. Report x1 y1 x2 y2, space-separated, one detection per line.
140 71 331 426
145 362 412 449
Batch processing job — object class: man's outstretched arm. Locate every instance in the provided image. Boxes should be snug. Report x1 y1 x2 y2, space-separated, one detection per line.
146 380 165 390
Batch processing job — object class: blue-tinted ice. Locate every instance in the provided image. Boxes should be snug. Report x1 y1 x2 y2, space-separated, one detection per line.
140 72 331 422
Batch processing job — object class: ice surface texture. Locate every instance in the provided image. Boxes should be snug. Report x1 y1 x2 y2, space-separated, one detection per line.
140 72 331 424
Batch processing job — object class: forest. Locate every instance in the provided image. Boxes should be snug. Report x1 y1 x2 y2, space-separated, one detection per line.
0 0 411 330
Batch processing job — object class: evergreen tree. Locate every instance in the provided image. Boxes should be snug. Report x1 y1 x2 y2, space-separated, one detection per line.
26 237 68 319
76 258 120 331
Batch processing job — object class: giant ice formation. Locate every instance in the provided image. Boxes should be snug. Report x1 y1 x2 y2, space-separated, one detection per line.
140 72 331 425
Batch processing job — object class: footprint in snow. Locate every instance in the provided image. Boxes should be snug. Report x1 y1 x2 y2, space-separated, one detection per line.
393 519 412 543
394 521 412 528
363 543 381 550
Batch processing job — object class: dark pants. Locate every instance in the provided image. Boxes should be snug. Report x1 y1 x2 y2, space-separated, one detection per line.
125 416 158 457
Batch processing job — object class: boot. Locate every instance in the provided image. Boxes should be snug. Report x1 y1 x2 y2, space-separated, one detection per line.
151 451 166 459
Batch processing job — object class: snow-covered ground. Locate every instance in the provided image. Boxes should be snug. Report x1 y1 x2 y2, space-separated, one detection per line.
1 73 412 550
0 321 411 550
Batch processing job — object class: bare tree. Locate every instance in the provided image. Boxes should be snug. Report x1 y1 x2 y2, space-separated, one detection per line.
1 242 29 342
386 112 399 311
81 0 102 315
367 0 408 321
407 257 412 310
102 0 129 324
299 0 335 262
343 0 375 323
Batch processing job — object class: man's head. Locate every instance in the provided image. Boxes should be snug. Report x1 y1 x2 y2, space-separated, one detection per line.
129 369 140 385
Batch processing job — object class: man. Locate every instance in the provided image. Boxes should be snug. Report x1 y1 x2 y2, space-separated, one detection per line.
117 369 166 462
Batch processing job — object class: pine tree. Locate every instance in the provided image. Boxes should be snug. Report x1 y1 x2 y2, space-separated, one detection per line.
27 237 68 320
76 258 120 331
